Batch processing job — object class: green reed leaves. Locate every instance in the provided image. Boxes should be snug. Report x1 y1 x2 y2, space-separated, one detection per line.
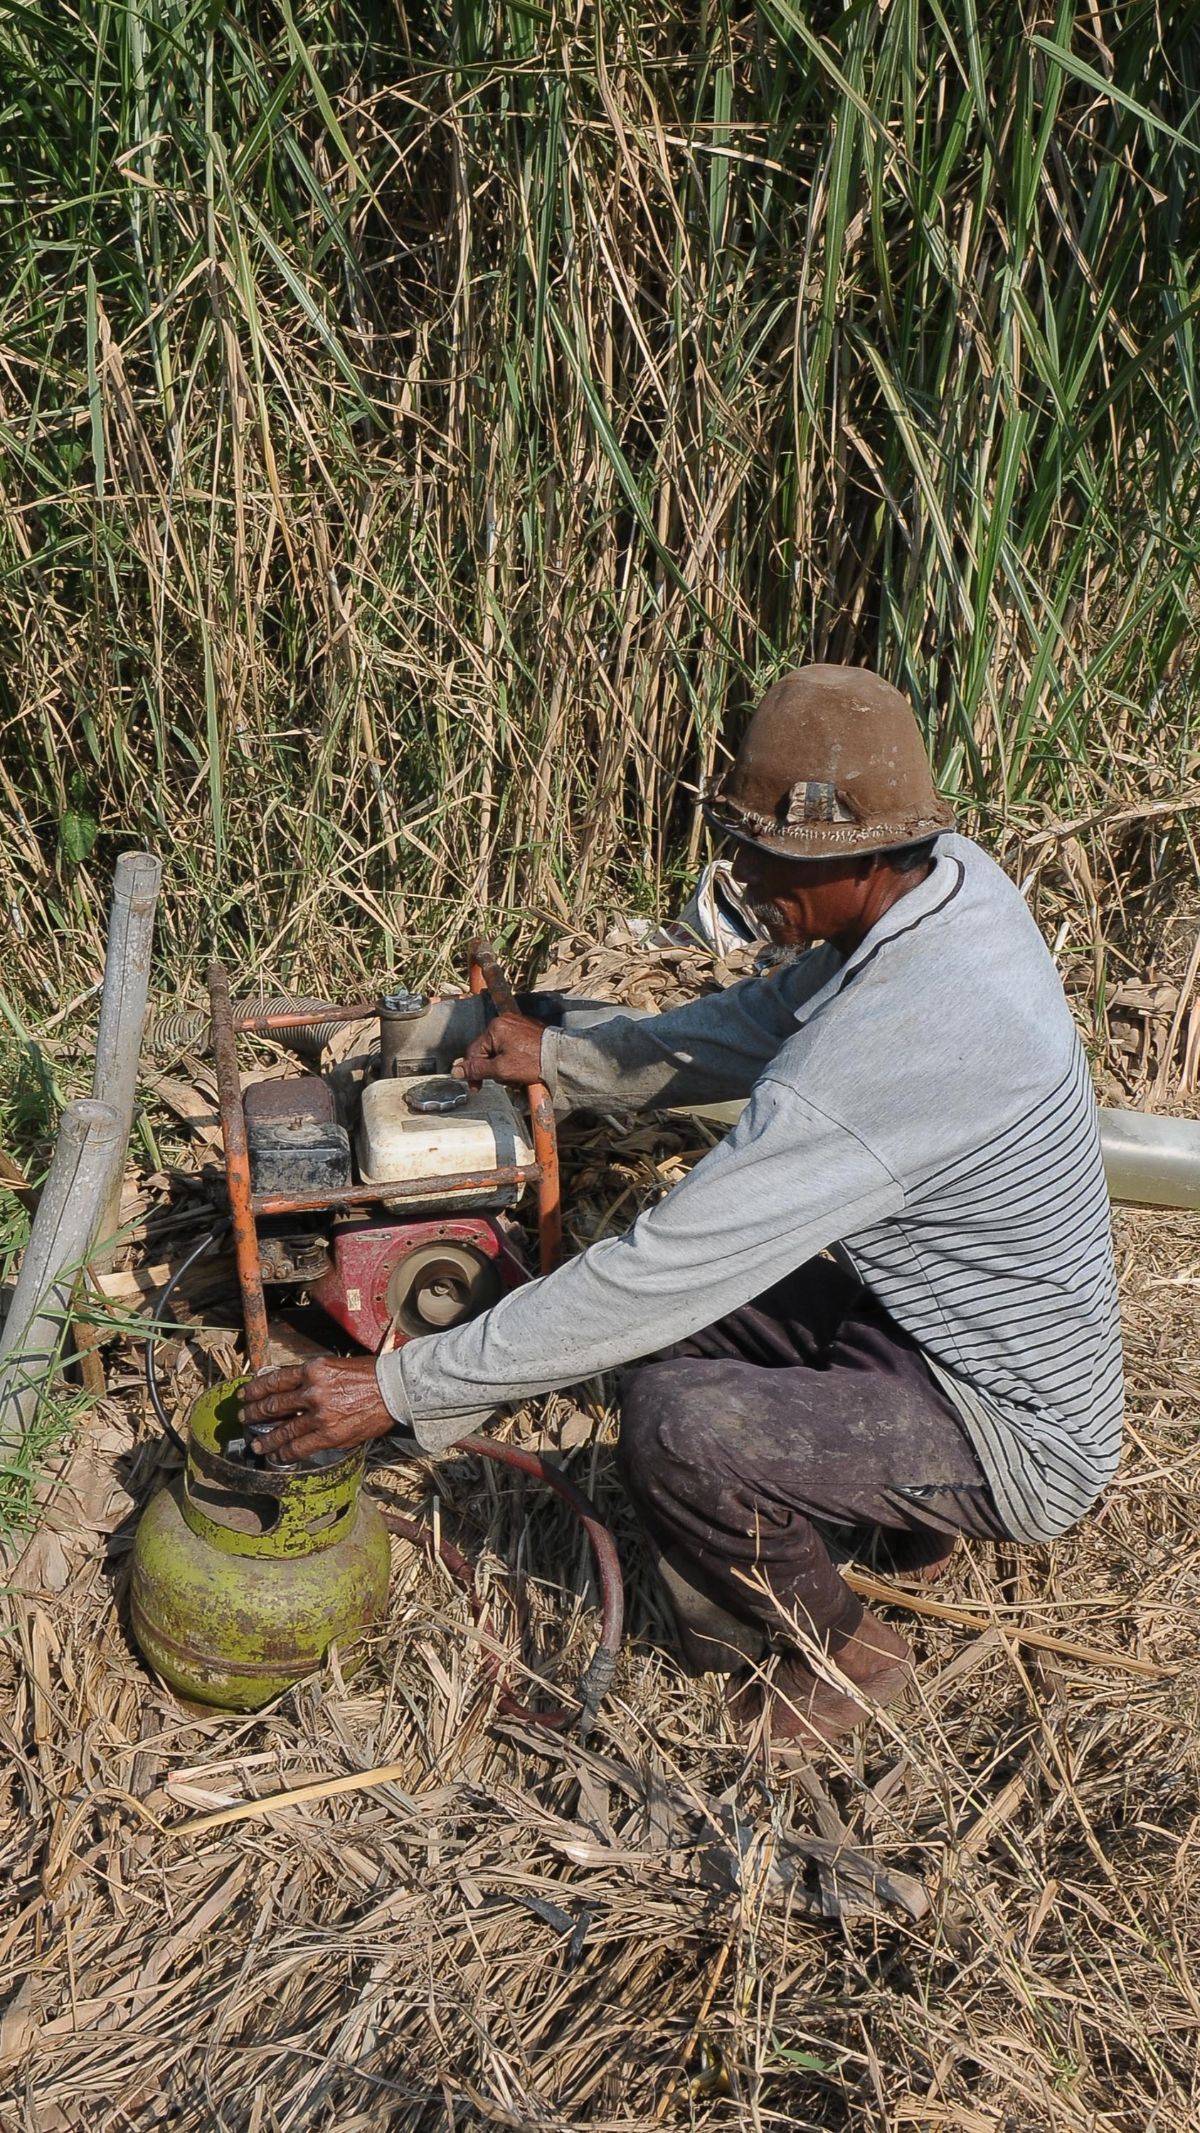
0 1 1196 1003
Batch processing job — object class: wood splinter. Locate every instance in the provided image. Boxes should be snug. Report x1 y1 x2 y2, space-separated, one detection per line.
842 1567 1173 1679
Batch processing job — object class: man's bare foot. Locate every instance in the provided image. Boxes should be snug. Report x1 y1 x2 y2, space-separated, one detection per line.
725 1607 913 1754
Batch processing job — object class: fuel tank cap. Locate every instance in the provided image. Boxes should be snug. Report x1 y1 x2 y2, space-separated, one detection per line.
403 1075 470 1115
379 988 429 1019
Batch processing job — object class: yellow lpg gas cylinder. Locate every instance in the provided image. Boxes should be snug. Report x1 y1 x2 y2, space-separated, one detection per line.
130 1380 390 1710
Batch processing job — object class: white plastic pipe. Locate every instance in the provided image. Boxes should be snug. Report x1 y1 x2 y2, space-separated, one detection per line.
0 1099 124 1459
92 851 162 1266
672 1099 1200 1212
1098 1107 1200 1211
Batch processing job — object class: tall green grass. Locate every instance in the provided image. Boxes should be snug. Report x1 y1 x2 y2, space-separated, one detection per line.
0 0 1197 1009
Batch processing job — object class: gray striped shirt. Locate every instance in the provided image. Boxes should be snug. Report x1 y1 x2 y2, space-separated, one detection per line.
377 835 1123 1541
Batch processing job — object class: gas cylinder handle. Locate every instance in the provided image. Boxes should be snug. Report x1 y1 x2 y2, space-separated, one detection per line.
467 940 562 1276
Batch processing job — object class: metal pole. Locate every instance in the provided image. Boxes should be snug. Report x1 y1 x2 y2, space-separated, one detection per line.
207 960 271 1375
0 1100 123 1460
92 852 162 1266
233 1000 380 1033
469 940 562 1275
252 1162 542 1219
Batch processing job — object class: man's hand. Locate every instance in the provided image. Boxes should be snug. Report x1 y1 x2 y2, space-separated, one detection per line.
456 1010 545 1090
238 1356 396 1464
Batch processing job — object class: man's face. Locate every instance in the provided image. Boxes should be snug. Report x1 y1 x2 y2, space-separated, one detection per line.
729 843 874 949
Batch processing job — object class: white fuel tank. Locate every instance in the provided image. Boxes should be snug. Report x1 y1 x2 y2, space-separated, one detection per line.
357 1074 535 1212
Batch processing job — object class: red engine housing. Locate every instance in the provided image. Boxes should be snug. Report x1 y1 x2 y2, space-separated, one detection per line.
309 1215 528 1354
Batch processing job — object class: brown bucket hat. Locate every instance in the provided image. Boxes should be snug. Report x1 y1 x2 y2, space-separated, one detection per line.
703 664 954 861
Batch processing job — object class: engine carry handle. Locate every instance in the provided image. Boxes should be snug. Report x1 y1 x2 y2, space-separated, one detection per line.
468 939 562 1276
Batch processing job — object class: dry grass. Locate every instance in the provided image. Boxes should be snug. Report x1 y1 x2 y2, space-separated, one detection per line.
3 7 1198 2114
0 1202 1197 2131
2 930 1199 2131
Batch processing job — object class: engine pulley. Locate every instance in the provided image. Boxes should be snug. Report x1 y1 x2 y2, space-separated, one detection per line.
387 1241 501 1335
309 1214 527 1353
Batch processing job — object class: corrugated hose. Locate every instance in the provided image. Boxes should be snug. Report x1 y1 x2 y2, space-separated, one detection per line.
147 997 358 1063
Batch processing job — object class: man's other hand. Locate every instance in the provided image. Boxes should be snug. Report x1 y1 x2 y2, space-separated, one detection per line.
456 1010 545 1090
238 1356 395 1463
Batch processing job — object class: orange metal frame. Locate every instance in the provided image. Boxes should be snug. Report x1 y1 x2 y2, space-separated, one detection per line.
466 939 562 1275
207 942 562 1376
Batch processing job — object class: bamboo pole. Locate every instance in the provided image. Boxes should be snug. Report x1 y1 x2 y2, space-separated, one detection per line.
92 852 162 1265
0 1099 124 1460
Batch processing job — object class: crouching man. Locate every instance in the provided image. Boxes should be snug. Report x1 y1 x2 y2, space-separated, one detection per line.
242 667 1123 1754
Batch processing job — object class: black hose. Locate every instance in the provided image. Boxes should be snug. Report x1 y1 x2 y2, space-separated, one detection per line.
144 1224 226 1456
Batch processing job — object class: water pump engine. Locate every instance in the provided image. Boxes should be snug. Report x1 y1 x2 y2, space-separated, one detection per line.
135 946 558 1706
206 943 559 1378
242 1058 535 1354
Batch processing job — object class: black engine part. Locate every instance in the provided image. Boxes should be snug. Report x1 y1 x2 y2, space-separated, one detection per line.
244 1075 352 1196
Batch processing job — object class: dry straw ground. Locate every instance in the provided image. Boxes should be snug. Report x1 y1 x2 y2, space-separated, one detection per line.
1 930 1199 2133
2 4 1199 2119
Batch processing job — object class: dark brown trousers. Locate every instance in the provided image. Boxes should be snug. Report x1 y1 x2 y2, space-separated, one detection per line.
617 1257 1008 1672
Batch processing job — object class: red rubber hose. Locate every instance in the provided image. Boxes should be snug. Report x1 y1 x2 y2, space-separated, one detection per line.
375 1435 623 1738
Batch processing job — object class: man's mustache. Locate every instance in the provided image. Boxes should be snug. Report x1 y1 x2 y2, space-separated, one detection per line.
743 895 786 936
